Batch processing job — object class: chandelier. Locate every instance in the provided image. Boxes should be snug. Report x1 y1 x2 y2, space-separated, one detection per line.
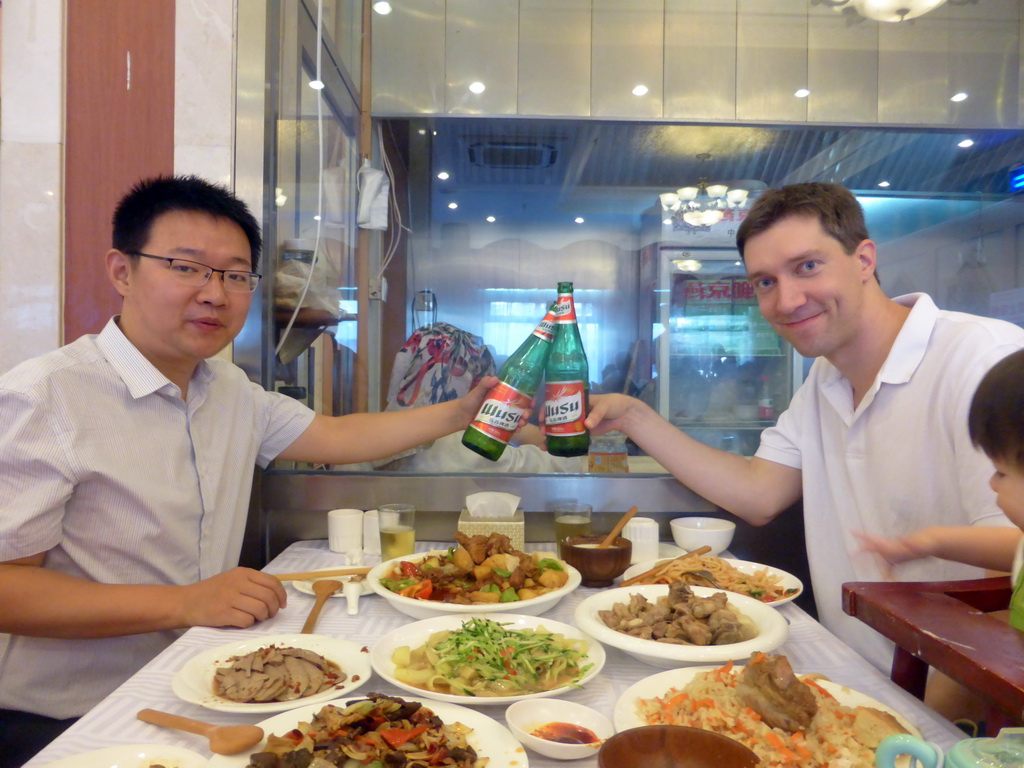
821 0 973 23
659 154 751 227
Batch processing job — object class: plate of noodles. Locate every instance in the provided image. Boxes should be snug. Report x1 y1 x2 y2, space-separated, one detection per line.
620 554 803 606
371 613 605 705
206 694 527 768
614 657 919 768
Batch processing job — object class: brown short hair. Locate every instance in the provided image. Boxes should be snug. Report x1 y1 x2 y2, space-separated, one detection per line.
736 182 870 260
969 349 1024 470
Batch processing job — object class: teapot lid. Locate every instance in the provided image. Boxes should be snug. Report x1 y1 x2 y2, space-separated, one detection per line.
948 728 1024 768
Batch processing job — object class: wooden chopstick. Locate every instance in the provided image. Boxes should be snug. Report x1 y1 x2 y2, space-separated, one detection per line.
620 545 713 587
272 566 372 581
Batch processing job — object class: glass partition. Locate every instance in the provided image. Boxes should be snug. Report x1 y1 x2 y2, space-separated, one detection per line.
258 7 1024 476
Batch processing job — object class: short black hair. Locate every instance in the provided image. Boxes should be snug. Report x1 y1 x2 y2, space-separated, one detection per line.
969 349 1024 470
111 175 262 271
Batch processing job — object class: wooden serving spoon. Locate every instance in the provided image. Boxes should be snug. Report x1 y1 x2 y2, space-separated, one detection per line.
138 709 264 755
598 505 639 548
301 578 343 633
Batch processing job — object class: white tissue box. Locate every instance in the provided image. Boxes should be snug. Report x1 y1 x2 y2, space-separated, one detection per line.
457 508 525 551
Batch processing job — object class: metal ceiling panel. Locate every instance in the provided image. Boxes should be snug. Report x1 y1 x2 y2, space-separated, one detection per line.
519 0 592 117
664 0 738 121
445 0 519 115
591 0 664 118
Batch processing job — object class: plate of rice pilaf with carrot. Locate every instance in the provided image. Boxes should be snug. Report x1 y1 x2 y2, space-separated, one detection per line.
614 653 918 768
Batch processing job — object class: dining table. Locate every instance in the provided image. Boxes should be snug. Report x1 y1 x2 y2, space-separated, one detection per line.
25 539 967 767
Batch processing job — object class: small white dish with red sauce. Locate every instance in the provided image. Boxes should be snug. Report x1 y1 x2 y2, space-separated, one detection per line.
505 698 614 760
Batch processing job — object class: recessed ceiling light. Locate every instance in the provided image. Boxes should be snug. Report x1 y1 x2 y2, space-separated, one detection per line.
794 88 810 98
878 181 891 188
574 217 585 224
468 81 486 94
448 202 458 210
308 80 324 90
951 92 968 102
313 214 322 221
632 85 649 96
663 218 672 226
372 1 392 13
958 138 974 148
437 171 450 180
417 128 426 135
486 216 496 223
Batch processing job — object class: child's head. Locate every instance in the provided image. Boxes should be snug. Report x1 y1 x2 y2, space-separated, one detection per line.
969 349 1024 526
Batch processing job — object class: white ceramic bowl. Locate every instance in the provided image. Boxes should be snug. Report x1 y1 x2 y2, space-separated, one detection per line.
670 516 736 556
505 698 614 760
573 584 788 669
370 612 606 705
367 550 582 620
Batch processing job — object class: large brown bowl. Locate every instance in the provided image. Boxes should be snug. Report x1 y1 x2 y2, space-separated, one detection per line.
598 725 759 768
560 534 632 587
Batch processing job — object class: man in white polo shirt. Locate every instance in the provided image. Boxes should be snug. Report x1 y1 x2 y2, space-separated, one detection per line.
0 176 493 766
587 182 1024 675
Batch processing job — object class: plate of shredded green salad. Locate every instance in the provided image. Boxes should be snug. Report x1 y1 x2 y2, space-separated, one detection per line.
370 614 606 705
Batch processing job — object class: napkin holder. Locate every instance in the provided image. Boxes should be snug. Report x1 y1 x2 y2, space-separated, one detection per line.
457 508 525 551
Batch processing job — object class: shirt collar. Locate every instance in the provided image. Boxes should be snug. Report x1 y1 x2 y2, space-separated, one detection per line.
877 293 935 384
95 316 215 399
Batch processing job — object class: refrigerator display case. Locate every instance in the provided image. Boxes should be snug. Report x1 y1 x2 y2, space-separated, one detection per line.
654 246 799 456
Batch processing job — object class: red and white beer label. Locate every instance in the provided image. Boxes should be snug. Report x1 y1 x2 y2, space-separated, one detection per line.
533 313 556 341
469 381 531 444
544 380 587 435
553 296 577 324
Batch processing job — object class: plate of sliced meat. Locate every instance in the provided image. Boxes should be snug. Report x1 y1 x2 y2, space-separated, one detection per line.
171 633 372 713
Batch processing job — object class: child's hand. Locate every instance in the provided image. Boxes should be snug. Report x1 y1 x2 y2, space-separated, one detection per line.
852 529 932 579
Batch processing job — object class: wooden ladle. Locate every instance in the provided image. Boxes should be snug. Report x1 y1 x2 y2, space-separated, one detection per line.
138 709 264 755
301 578 343 633
598 505 639 548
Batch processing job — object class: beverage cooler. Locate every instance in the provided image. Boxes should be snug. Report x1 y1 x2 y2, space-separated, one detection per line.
648 241 802 457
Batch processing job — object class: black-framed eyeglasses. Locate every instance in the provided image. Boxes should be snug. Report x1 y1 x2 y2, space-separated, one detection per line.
127 252 262 293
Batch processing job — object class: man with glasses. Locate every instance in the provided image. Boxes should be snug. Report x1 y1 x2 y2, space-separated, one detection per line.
0 176 493 766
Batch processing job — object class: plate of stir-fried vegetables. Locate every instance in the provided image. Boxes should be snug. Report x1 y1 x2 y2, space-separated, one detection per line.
206 693 527 768
371 615 605 705
368 533 581 620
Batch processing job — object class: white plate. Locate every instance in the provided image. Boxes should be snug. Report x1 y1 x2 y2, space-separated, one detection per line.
613 664 921 737
37 744 207 768
621 556 804 607
371 613 606 705
290 571 373 597
574 584 788 669
368 550 581 620
206 697 528 768
171 633 372 713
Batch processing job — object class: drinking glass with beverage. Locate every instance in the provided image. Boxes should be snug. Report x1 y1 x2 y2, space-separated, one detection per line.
378 503 416 559
553 501 592 558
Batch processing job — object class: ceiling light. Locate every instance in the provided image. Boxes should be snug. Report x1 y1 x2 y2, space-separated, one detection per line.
794 88 810 98
878 181 891 188
372 1 392 13
673 259 702 273
848 0 948 22
417 128 427 135
448 202 458 210
309 80 324 90
958 138 974 148
951 92 968 102
632 85 649 96
486 216 496 223
660 154 754 229
468 81 486 94
574 217 585 224
437 171 450 180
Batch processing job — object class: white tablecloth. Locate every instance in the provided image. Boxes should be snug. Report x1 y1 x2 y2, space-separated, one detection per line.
26 540 966 767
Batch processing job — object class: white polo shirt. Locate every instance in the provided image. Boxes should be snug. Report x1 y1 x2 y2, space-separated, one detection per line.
756 294 1024 672
0 318 315 717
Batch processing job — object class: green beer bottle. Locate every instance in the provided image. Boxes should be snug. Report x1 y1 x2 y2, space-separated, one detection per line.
544 282 591 457
461 305 557 461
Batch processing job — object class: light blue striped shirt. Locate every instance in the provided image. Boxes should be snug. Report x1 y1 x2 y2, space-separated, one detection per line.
0 317 315 717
